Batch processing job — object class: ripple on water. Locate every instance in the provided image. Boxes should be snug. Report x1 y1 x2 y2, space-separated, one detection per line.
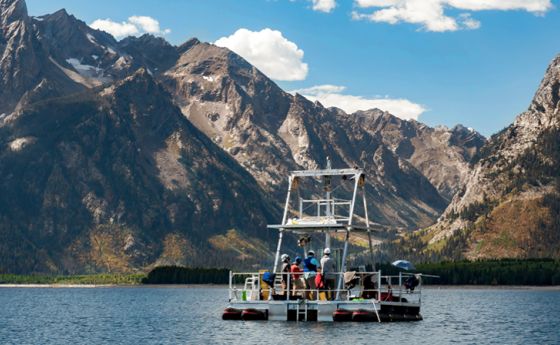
0 287 559 345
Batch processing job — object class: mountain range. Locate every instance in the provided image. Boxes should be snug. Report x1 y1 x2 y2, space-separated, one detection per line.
414 54 560 261
2 0 556 274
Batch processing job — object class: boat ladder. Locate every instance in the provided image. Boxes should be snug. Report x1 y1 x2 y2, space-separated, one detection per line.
296 300 307 321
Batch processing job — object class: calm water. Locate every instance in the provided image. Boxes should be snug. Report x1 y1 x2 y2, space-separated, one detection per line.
0 287 559 345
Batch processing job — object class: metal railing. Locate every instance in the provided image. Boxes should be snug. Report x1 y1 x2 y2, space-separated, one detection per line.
228 270 422 304
298 198 352 223
376 272 422 304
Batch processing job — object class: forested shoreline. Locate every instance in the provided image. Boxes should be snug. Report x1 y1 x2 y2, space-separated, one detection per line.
1 259 559 286
414 259 560 285
372 259 560 285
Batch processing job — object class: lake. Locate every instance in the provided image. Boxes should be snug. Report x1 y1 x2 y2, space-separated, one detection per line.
0 286 559 344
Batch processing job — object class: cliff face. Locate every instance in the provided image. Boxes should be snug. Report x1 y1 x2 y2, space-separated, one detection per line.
162 41 484 228
349 110 485 201
423 54 560 260
0 0 489 273
0 69 279 273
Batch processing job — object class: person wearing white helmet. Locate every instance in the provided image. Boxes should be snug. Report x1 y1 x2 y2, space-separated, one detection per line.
321 248 336 300
303 250 320 300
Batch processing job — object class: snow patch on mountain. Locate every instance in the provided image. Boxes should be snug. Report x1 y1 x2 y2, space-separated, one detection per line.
86 33 97 45
49 57 108 88
65 58 112 84
9 137 36 152
202 75 217 82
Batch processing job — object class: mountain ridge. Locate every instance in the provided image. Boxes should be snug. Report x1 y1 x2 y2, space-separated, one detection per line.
417 54 560 260
0 0 493 273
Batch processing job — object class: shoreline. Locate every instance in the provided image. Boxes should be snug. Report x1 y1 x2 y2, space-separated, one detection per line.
1 284 559 290
0 283 230 288
424 285 560 291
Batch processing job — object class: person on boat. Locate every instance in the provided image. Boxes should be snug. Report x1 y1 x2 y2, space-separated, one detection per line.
303 250 320 299
280 254 291 295
290 257 304 297
404 274 420 292
320 248 337 300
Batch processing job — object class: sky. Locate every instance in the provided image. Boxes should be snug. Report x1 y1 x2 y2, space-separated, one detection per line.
26 0 560 137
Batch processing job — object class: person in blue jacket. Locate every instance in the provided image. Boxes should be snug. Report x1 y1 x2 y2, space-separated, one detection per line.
303 250 320 299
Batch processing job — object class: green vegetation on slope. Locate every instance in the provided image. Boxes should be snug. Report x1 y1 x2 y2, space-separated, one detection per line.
0 273 145 285
141 266 230 284
411 259 560 285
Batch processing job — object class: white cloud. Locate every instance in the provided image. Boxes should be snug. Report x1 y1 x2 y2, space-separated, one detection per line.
447 0 551 12
90 16 171 39
353 0 553 32
458 13 480 30
291 84 426 120
215 28 308 81
311 0 337 12
128 16 171 35
297 84 346 94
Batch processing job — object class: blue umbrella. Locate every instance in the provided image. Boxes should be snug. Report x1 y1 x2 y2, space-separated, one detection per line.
391 260 416 271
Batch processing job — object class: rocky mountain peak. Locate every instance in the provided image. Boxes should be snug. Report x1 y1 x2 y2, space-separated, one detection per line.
449 124 486 161
475 54 560 166
118 34 178 74
109 67 187 133
528 54 560 121
345 109 485 201
112 67 159 104
353 108 385 118
43 8 71 21
0 0 28 27
177 37 200 54
38 8 118 53
292 92 314 106
116 67 154 90
0 0 44 114
174 41 243 76
121 34 168 47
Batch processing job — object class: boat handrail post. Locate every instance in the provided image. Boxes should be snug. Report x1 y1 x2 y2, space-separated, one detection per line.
286 270 291 300
419 275 422 304
335 230 350 300
399 271 402 301
273 176 295 277
229 270 233 301
378 269 382 301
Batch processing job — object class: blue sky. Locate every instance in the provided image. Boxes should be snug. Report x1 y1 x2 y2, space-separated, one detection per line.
26 0 560 137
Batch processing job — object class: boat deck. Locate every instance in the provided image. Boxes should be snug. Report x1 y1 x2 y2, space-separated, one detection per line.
224 270 423 322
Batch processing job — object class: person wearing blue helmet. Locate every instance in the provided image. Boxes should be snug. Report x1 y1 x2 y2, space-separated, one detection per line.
290 256 303 297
